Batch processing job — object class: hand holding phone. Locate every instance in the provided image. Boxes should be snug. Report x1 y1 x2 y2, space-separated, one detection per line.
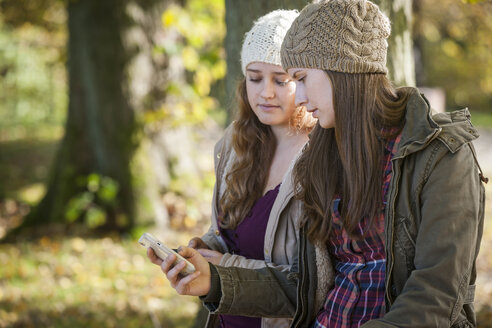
139 232 196 276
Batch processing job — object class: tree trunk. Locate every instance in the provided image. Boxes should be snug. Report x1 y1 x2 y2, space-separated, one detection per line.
22 0 173 231
26 0 135 229
373 0 415 87
223 0 311 124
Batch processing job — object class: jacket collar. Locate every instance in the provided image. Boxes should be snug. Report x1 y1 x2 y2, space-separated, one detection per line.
396 87 479 158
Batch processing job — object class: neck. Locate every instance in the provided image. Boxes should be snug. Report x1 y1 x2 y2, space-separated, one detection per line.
270 125 309 149
262 124 308 194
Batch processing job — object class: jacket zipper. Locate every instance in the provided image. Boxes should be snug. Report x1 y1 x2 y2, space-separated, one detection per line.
385 127 442 306
385 157 399 306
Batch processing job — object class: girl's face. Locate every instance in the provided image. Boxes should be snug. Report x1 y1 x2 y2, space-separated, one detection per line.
287 68 335 129
246 62 297 128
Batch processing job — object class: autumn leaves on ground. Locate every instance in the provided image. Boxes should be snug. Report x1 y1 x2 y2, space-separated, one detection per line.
0 230 201 328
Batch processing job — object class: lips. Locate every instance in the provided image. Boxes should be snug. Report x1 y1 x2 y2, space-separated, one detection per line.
306 108 318 118
258 104 280 111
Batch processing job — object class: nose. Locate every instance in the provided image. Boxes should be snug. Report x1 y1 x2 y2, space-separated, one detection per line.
260 80 275 99
294 83 307 107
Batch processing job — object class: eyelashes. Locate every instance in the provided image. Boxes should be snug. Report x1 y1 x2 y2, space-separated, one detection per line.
248 78 290 86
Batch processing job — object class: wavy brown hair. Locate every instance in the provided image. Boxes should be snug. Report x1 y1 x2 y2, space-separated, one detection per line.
294 71 411 242
219 78 315 229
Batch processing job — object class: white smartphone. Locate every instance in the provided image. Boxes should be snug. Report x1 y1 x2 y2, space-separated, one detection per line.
139 232 196 276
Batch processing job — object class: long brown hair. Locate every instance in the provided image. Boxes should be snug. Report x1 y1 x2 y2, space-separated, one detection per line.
219 78 315 229
294 71 411 242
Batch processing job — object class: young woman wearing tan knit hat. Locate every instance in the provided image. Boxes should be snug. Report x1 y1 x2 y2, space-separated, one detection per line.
149 1 487 327
146 9 315 328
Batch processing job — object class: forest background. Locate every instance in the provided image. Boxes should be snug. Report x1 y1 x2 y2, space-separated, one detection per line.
0 0 491 327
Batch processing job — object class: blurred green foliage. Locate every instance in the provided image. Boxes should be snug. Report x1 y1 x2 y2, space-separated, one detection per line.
144 0 226 129
415 0 492 113
0 1 67 142
133 0 226 233
472 112 492 128
65 174 127 229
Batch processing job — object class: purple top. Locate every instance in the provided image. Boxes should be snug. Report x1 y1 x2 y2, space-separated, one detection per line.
218 183 281 328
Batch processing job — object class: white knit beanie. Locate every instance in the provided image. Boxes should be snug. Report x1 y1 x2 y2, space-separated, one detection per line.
241 9 299 75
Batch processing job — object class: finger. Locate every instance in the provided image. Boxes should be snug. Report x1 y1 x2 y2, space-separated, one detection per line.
188 239 197 248
197 248 219 257
175 271 202 295
176 246 195 258
188 237 202 249
160 253 176 275
182 270 201 284
192 239 210 250
147 248 163 265
166 260 186 286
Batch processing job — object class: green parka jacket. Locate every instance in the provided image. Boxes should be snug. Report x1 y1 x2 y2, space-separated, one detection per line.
203 89 486 327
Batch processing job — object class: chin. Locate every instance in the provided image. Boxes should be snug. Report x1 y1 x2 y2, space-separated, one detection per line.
259 120 275 127
257 114 288 128
257 116 275 126
319 121 335 129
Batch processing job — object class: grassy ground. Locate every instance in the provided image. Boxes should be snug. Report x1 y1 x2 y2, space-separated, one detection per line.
0 229 201 328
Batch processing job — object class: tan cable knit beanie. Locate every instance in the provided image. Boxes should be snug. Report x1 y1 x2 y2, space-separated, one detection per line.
241 10 299 75
281 0 390 74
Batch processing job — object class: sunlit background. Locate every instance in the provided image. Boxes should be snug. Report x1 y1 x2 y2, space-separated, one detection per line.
0 0 491 327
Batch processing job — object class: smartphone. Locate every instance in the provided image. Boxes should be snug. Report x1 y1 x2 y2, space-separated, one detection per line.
139 232 196 276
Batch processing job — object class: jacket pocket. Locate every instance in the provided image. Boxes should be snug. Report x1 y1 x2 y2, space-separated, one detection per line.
394 216 416 272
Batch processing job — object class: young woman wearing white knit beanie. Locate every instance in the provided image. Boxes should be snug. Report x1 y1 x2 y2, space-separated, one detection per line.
146 9 315 328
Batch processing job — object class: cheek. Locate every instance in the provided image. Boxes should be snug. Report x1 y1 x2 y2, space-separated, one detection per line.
286 81 296 95
281 83 297 107
309 86 323 107
245 82 257 107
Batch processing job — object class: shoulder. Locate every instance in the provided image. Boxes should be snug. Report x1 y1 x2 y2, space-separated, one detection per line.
213 123 238 177
213 123 235 161
398 91 481 181
400 89 479 155
422 109 480 177
432 109 479 154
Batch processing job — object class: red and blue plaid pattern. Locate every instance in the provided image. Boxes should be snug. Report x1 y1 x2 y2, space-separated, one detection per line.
313 133 401 328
